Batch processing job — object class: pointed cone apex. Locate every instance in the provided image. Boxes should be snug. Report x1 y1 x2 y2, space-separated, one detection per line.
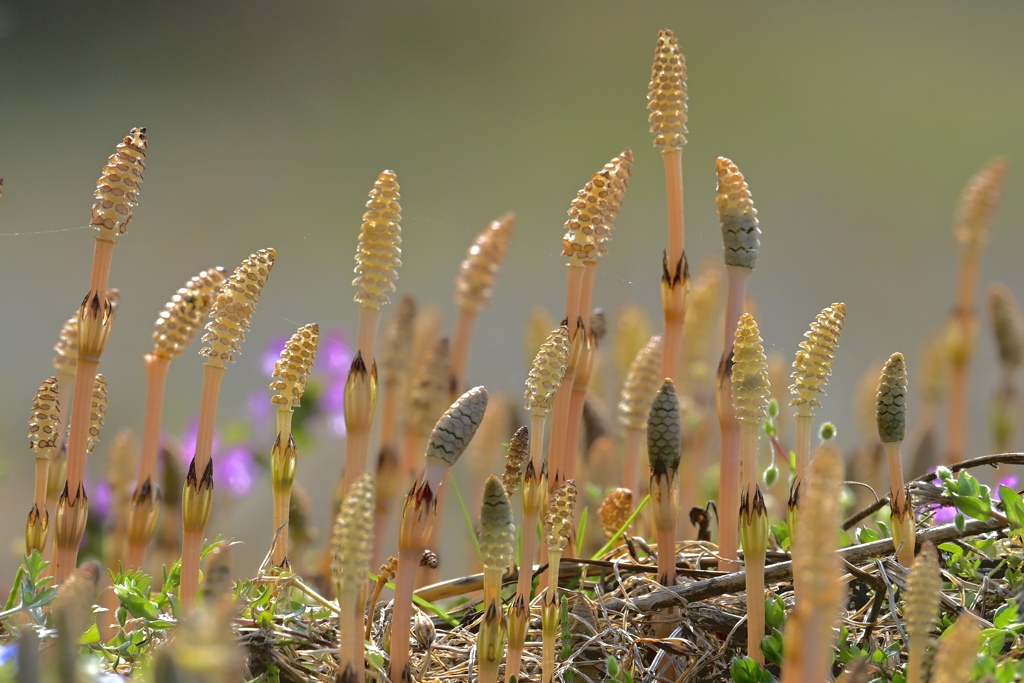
399 479 436 548
525 325 570 416
425 386 489 468
271 323 320 408
25 504 49 554
153 268 228 359
716 157 760 269
647 379 682 475
182 458 214 533
739 486 769 556
479 475 515 572
201 249 275 365
54 483 89 549
521 460 546 516
353 170 402 309
502 425 530 497
456 213 515 313
270 433 297 492
876 352 908 443
731 314 770 422
619 336 664 430
127 478 161 547
28 376 61 452
91 127 147 236
648 29 688 150
344 352 379 432
790 303 846 413
77 290 115 363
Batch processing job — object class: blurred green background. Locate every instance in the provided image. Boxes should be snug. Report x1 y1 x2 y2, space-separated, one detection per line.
1 1 1023 582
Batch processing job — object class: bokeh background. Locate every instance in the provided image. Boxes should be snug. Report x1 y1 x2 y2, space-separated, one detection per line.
1 1 1023 583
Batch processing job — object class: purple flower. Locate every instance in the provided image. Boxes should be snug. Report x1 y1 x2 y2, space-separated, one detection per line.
219 445 258 496
932 505 957 524
88 478 112 521
999 474 1019 490
175 418 257 497
319 331 353 437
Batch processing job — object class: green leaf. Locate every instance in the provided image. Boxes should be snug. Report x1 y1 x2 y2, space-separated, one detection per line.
80 622 100 645
576 507 589 557
761 632 783 666
4 563 25 610
764 595 785 630
998 485 1024 530
993 600 1019 629
951 492 991 521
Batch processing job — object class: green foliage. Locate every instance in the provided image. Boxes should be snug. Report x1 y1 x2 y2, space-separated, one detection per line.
936 467 996 522
0 551 56 625
606 654 634 683
730 656 777 683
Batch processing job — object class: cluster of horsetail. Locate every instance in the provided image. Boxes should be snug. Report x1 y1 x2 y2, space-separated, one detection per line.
5 26 1022 683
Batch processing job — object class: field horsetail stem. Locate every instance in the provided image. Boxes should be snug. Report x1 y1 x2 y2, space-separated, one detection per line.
648 378 682 588
781 444 844 683
330 473 375 683
505 323 570 680
52 375 107 583
649 29 689 387
904 542 941 683
715 156 760 570
541 479 576 683
877 352 915 566
947 158 1007 463
126 268 226 574
57 128 146 583
180 248 275 611
789 303 846 481
477 476 515 683
564 152 631 493
731 313 770 661
451 213 515 393
26 377 61 555
269 323 319 567
549 152 632 498
346 170 402 497
391 386 488 683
